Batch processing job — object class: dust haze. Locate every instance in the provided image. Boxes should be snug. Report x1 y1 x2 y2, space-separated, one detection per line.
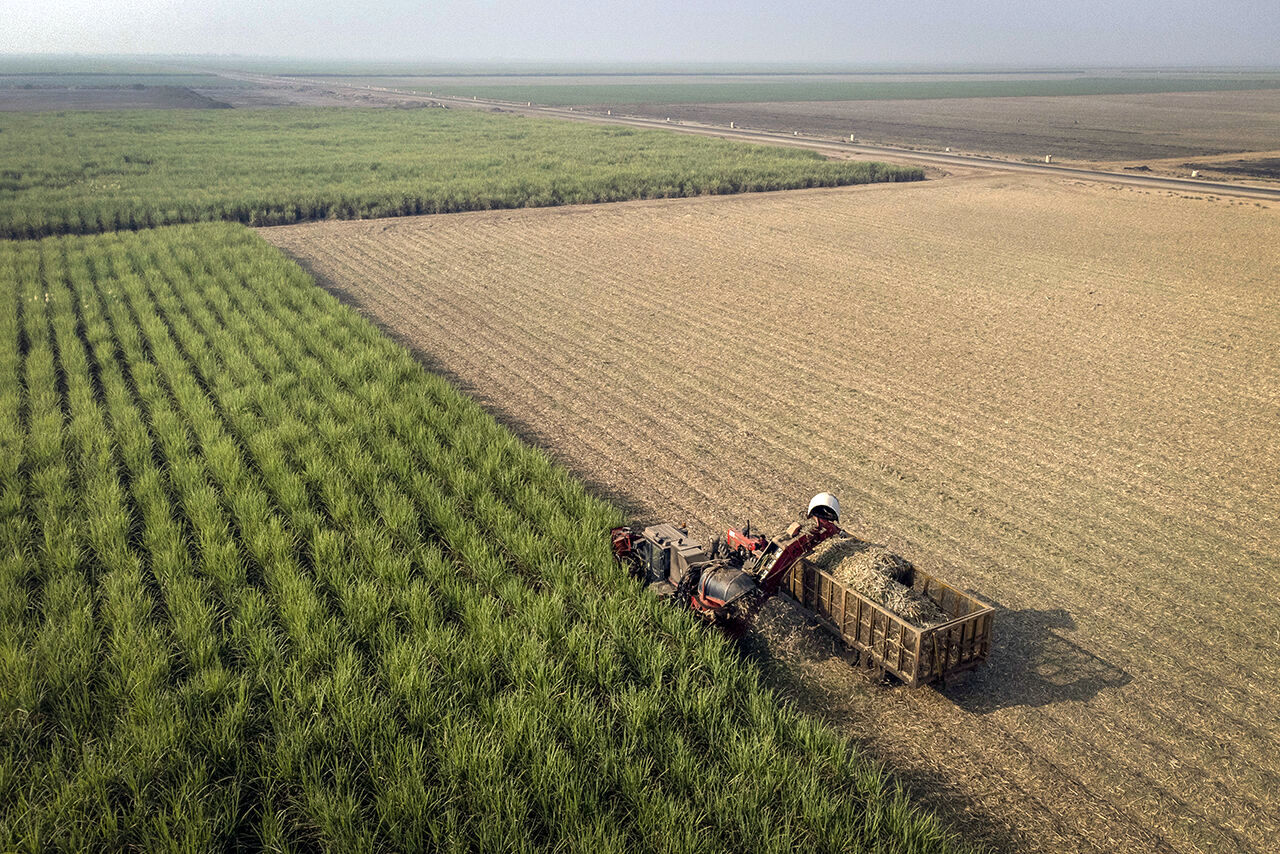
3 0 1279 66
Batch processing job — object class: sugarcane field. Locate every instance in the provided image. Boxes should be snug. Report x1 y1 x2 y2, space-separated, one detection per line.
2 12 1279 854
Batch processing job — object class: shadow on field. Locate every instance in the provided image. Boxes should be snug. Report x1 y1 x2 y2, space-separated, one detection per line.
946 605 1132 715
744 597 1132 716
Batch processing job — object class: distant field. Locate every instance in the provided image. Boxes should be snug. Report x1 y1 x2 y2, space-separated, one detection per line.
0 60 249 113
0 108 920 238
0 73 241 89
625 89 1280 162
0 86 234 112
327 74 1280 105
0 222 966 852
0 57 241 90
0 56 195 74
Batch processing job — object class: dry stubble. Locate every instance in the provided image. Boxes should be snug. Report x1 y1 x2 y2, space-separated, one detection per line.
263 174 1280 854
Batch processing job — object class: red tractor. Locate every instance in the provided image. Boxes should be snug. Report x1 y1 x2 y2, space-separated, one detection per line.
611 493 842 623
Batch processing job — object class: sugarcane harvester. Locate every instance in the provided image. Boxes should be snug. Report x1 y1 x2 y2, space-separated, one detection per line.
611 493 844 624
613 491 997 687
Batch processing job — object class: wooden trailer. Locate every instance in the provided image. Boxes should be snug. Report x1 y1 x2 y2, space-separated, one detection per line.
782 557 994 687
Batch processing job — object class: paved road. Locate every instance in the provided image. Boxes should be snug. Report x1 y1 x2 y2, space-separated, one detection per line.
220 71 1280 202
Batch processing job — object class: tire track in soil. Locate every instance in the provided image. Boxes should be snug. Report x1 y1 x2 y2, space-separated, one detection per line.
262 174 1280 854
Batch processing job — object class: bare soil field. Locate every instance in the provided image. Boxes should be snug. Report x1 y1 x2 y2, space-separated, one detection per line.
263 176 1280 854
1189 154 1280 180
616 90 1280 164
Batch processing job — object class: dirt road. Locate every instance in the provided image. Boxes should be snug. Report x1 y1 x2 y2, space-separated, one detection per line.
263 174 1280 853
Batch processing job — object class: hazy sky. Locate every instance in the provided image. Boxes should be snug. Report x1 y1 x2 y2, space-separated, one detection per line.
3 0 1277 66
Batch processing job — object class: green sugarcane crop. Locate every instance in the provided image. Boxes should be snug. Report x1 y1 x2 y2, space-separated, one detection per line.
0 109 922 240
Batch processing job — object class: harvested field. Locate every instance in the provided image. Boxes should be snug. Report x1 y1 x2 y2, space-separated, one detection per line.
266 175 1280 854
616 89 1280 162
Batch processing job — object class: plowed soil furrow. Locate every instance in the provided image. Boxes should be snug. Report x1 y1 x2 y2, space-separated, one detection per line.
757 194 1280 440
732 195 1280 507
325 216 1280 676
701 303 1276 569
263 174 1280 854
486 192 1269 560
711 207 1280 540
430 220 1269 578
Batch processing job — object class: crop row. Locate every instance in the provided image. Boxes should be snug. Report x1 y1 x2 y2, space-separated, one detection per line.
0 224 965 851
0 109 922 239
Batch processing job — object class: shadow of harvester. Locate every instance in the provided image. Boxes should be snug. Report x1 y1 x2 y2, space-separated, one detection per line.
947 606 1131 714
